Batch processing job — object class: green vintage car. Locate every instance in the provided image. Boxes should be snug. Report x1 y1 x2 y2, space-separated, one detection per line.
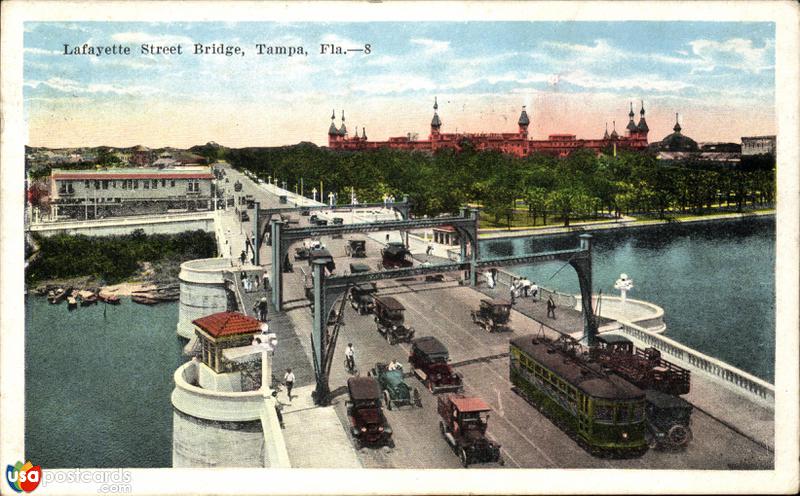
370 362 423 410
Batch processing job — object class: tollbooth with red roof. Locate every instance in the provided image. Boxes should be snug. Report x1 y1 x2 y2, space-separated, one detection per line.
192 311 269 391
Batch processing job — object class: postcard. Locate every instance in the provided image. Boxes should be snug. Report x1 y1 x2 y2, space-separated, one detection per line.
1 1 798 495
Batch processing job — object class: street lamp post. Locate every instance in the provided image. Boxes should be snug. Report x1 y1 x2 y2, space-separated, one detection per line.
312 187 318 202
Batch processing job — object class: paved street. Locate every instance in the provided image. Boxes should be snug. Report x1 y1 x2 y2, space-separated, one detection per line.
214 162 774 470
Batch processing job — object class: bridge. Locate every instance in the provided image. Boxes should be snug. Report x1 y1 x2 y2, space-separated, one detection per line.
187 162 775 470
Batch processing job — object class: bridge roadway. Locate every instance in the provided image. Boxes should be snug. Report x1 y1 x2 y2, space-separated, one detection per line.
215 163 773 469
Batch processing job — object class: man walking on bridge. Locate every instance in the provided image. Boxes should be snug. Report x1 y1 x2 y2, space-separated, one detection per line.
547 296 557 319
254 297 269 322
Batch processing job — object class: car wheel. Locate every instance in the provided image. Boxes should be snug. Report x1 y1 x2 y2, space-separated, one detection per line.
460 448 469 467
427 380 434 393
388 335 396 345
413 388 422 408
439 420 446 436
384 391 392 410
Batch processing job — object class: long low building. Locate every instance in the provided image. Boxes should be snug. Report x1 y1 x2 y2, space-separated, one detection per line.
49 166 215 219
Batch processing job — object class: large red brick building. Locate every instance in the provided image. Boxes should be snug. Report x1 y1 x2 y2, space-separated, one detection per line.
328 99 650 157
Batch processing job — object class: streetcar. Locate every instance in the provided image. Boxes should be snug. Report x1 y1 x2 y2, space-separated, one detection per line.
510 335 648 458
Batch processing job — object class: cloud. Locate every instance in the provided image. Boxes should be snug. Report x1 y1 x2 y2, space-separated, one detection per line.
351 74 437 95
24 47 61 56
689 38 773 73
25 77 161 96
559 70 693 92
410 38 450 55
111 32 194 46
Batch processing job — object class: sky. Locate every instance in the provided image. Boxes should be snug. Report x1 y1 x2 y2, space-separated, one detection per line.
23 21 775 148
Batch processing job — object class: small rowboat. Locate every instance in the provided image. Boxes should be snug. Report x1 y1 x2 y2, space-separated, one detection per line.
67 296 78 310
79 290 98 306
98 293 121 305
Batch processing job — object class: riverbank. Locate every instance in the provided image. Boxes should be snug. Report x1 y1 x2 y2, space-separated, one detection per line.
479 209 775 239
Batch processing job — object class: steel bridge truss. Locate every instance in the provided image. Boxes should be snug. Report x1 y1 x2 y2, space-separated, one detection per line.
270 208 481 312
309 234 597 405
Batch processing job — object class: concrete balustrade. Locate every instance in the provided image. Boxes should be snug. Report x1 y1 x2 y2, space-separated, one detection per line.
28 211 214 237
172 360 266 422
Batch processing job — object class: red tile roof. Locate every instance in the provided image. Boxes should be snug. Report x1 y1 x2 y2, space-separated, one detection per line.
52 172 214 180
450 395 492 413
193 312 262 338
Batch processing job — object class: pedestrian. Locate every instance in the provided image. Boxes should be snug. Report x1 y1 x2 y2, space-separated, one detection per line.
385 233 390 243
530 281 539 300
520 277 531 297
426 241 434 256
485 271 495 289
253 276 259 291
344 343 355 372
253 296 269 321
284 368 295 402
240 250 246 265
547 296 556 319
262 272 269 290
241 273 249 292
509 284 516 305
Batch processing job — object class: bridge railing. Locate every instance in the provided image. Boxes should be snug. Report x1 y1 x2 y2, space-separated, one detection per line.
617 322 775 405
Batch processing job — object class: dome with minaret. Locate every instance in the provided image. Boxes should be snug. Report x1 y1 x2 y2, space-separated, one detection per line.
338 110 347 136
328 109 338 136
431 97 442 129
637 101 650 133
518 106 530 126
626 102 638 134
603 122 610 140
658 113 698 151
610 120 619 139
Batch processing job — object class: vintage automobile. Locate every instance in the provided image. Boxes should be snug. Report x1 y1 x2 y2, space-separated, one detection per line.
591 335 691 396
409 336 463 393
350 262 370 275
314 218 329 226
309 214 319 222
345 239 367 258
471 298 513 333
308 247 336 272
233 180 242 192
349 282 378 314
370 362 422 410
437 394 503 467
294 240 322 261
239 211 250 222
644 389 693 450
381 242 413 269
300 208 311 216
345 376 394 449
332 217 344 225
373 296 415 344
245 195 255 209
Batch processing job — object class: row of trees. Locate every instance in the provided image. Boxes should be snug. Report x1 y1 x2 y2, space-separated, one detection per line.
222 142 775 226
27 229 217 284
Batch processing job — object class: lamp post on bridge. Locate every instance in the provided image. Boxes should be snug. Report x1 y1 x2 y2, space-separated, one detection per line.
328 191 335 207
312 188 318 202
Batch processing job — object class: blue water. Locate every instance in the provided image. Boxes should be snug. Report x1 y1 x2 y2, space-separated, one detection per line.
481 217 775 382
25 298 183 468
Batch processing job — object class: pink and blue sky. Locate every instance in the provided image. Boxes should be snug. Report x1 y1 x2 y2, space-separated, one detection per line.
23 21 775 148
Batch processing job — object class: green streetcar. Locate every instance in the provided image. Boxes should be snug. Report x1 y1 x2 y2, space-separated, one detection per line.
510 335 648 458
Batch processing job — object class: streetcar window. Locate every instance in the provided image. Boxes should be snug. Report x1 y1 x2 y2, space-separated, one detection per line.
631 403 645 422
594 404 614 424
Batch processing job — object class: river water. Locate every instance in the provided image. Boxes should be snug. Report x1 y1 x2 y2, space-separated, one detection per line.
481 216 775 382
25 298 182 468
24 217 774 468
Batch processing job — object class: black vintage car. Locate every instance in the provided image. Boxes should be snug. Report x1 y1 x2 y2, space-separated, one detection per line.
373 296 415 344
381 242 413 269
471 298 513 333
308 247 335 272
345 239 367 258
409 336 463 393
233 180 242 192
346 376 394 449
332 217 344 225
349 262 370 275
645 389 693 450
350 282 378 314
300 208 311 216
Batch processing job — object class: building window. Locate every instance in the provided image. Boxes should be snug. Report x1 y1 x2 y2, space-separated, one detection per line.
152 179 158 189
102 180 109 190
112 181 117 188
194 181 200 191
133 181 138 189
144 180 149 189
170 180 175 187
122 181 127 190
161 180 166 187
84 180 90 188
94 180 101 189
